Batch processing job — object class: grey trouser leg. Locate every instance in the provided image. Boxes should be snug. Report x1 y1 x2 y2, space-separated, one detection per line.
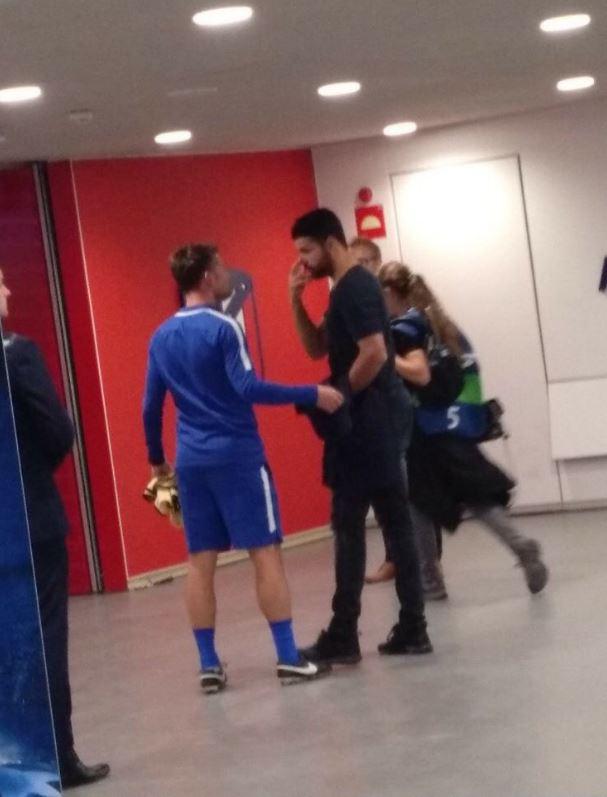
471 505 528 558
409 505 441 576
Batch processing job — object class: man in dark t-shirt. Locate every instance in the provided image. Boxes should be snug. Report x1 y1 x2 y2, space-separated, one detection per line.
289 209 431 661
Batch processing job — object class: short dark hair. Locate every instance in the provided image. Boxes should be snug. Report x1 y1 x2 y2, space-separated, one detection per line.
349 236 382 262
170 244 218 293
291 208 347 247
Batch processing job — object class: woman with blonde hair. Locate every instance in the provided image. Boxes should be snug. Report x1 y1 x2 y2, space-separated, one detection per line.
367 261 549 597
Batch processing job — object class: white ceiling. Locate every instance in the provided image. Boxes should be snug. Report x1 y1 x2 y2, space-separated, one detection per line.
0 0 605 162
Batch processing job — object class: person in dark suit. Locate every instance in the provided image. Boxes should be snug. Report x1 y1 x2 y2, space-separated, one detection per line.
1 268 110 789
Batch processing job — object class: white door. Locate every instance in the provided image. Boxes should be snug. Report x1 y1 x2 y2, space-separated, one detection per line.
391 156 561 507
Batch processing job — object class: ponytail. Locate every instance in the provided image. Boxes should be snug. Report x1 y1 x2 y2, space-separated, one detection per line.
378 262 462 357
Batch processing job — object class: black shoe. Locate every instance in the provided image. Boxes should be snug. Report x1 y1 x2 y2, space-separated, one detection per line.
300 628 362 666
59 749 110 789
378 624 433 656
277 656 332 685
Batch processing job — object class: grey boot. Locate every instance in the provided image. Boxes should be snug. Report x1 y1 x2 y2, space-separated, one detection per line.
515 539 550 595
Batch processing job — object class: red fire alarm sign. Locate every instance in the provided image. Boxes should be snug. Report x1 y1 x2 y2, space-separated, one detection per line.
355 204 386 239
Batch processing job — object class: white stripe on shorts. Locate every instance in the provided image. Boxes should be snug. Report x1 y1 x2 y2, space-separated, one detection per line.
260 466 277 534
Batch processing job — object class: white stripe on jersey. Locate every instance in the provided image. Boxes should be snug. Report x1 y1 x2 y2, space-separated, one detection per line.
174 307 252 372
175 309 205 317
203 308 252 372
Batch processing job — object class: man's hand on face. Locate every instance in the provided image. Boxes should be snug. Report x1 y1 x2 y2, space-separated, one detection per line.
289 260 310 303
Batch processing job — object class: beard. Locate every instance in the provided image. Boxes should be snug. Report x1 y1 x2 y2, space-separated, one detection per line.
307 251 333 280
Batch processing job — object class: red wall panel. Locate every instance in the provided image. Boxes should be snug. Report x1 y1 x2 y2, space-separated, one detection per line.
47 163 128 592
68 150 329 578
0 166 92 594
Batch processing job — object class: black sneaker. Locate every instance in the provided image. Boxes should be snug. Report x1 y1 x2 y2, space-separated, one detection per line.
299 629 362 666
378 624 433 656
199 666 227 695
516 539 549 595
277 657 332 686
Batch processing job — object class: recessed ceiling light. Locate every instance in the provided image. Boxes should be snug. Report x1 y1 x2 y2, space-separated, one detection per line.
0 85 42 104
383 121 418 137
168 87 219 99
154 130 193 145
540 13 591 33
192 6 253 27
557 75 595 92
317 81 361 98
69 109 94 124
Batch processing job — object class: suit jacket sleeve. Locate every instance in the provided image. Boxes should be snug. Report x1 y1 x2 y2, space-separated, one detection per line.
7 337 75 470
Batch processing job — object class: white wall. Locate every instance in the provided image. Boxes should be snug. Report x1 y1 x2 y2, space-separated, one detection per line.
391 157 561 507
312 97 607 507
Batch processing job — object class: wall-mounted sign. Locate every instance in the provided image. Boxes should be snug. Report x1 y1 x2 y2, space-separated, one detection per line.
355 204 386 239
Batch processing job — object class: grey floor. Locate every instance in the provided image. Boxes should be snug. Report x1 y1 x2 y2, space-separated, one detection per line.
68 509 607 797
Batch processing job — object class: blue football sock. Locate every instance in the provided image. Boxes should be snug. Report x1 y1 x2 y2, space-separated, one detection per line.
269 619 300 665
193 628 221 670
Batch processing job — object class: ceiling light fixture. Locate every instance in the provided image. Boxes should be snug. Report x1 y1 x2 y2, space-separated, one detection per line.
540 13 591 33
0 85 43 104
192 6 253 27
168 87 219 99
154 130 193 145
317 81 361 98
69 109 94 125
557 75 595 92
383 121 418 137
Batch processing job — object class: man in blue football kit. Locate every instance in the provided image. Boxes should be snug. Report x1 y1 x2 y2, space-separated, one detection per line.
143 244 343 692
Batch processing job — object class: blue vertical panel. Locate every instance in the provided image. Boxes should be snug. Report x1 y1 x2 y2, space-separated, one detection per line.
0 327 60 795
599 256 607 293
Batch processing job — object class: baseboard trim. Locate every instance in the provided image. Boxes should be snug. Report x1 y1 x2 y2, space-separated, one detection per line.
510 499 607 516
127 499 607 590
127 524 333 591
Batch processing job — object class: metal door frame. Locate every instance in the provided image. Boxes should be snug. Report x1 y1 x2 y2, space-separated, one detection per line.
33 162 103 592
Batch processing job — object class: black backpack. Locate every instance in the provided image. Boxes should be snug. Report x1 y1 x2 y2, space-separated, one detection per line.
416 337 464 409
477 397 508 442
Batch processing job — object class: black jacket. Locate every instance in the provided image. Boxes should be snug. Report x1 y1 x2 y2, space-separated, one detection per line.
408 429 514 531
4 334 74 543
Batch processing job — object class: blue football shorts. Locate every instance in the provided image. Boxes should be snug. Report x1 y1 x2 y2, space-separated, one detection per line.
176 461 283 553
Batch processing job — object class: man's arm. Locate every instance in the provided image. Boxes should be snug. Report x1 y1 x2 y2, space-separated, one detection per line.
348 333 388 394
7 338 74 470
341 270 393 394
142 349 168 467
291 301 328 360
220 319 320 406
289 262 328 360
